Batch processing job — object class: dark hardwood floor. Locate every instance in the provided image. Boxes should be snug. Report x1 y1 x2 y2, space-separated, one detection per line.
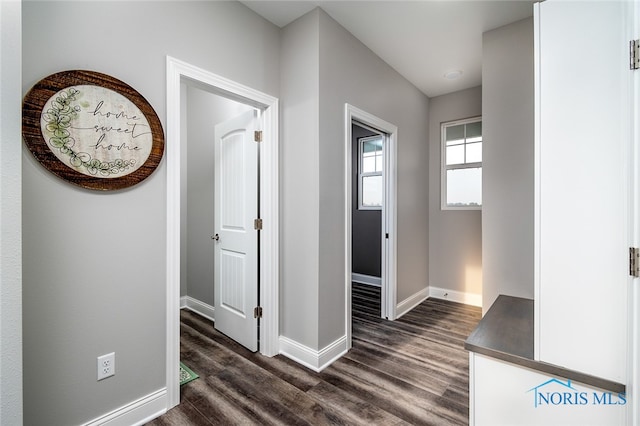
146 284 481 425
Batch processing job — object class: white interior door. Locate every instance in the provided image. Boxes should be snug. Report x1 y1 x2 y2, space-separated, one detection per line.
214 109 259 352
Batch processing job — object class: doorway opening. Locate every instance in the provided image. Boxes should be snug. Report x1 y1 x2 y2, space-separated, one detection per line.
166 57 279 409
351 123 384 316
181 90 261 353
344 104 398 350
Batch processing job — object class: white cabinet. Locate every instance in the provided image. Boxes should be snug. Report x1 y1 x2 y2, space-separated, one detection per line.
534 0 631 384
470 354 626 426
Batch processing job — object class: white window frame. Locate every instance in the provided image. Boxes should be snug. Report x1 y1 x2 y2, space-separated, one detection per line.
358 135 383 210
441 116 482 210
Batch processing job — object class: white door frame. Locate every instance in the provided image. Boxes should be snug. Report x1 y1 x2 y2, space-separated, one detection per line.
345 104 397 349
166 56 279 409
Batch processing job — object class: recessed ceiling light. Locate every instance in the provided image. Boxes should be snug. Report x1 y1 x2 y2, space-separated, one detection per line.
444 70 463 80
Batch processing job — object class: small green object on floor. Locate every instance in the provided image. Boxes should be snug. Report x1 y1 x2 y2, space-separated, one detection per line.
179 362 198 386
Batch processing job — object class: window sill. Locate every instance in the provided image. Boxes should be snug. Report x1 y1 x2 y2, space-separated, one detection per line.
441 206 482 211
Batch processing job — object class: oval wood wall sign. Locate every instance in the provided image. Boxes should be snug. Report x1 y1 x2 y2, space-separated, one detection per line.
22 70 164 190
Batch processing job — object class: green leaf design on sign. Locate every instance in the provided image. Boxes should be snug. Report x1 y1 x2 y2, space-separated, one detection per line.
41 87 137 176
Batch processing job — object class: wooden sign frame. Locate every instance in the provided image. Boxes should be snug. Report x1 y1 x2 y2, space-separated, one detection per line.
22 70 164 191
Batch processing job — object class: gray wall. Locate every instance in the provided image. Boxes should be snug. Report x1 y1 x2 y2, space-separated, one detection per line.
184 87 253 306
279 9 430 350
22 2 280 425
481 17 534 313
352 124 382 277
317 10 430 346
428 86 483 297
1 1 23 424
280 10 321 349
180 84 189 296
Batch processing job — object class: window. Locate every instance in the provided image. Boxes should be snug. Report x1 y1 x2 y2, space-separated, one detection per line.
358 135 383 209
441 117 482 209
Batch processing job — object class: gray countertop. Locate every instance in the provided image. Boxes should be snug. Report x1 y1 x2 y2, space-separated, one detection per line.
464 295 625 394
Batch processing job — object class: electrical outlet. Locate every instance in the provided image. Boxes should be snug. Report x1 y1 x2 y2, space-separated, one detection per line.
97 352 115 381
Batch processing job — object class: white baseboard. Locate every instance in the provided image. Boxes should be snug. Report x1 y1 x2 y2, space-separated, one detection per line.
279 334 348 372
180 296 215 322
429 286 482 307
395 287 430 319
351 273 381 287
82 388 167 426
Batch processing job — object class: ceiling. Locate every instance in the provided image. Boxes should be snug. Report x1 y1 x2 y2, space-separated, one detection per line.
240 0 536 98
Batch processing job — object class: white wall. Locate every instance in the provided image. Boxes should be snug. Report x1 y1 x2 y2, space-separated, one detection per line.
0 1 23 424
22 2 280 424
481 17 535 313
184 87 253 306
428 86 483 300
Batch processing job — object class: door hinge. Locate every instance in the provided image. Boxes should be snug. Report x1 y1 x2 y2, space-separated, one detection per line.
385 233 389 239
254 218 263 230
630 247 640 277
254 130 263 143
630 40 640 70
254 306 263 319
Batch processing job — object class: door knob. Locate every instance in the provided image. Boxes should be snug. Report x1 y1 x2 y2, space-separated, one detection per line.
212 234 220 241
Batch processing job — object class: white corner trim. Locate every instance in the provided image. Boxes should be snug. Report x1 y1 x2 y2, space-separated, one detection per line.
395 287 430 319
428 286 482 307
279 335 347 372
81 388 167 426
318 336 348 369
180 296 215 323
351 273 381 287
165 55 182 410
